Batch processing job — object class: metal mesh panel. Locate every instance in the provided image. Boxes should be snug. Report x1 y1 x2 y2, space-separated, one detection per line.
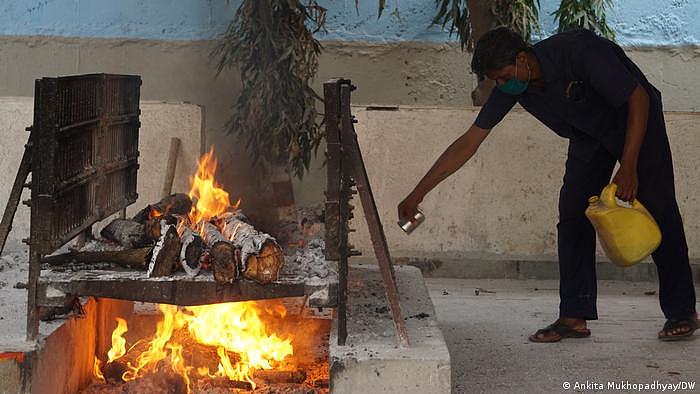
30 73 141 254
52 183 97 239
102 166 138 215
56 77 99 128
55 126 95 182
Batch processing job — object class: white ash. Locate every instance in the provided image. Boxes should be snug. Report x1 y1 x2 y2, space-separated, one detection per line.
40 238 130 272
308 287 329 306
78 239 125 252
46 238 124 258
280 238 336 284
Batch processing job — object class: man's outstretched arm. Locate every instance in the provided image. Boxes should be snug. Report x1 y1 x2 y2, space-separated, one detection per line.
398 124 491 220
612 84 649 202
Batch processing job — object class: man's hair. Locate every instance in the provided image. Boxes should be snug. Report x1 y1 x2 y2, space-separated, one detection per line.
471 26 530 78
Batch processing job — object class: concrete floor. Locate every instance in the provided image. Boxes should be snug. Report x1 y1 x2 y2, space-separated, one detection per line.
426 278 700 394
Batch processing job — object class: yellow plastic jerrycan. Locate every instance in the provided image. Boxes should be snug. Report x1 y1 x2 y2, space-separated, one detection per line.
585 183 661 267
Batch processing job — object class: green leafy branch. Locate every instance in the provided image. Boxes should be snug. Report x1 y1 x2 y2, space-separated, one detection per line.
552 0 616 40
212 0 326 179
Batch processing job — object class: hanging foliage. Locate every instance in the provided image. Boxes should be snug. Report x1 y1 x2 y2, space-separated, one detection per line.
430 0 541 47
552 0 616 40
212 1 327 179
213 0 618 179
491 0 542 43
431 0 474 50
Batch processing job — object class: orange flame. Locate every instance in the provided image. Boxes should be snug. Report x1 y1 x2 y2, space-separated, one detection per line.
182 302 293 383
107 318 128 363
93 357 105 382
187 148 240 227
93 149 295 392
98 302 293 392
148 207 163 219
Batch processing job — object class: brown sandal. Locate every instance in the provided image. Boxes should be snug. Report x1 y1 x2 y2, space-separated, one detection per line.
658 318 699 341
529 322 591 343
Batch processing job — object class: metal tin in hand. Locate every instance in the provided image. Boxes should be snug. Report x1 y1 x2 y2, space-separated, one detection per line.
398 208 425 234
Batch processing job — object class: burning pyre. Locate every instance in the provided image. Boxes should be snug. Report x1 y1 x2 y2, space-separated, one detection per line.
88 148 328 393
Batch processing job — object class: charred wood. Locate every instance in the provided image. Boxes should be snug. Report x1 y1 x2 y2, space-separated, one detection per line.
100 219 148 248
252 369 307 384
144 214 182 242
201 221 238 283
102 360 129 384
42 247 152 269
313 378 330 388
196 377 253 391
133 193 192 224
147 221 181 278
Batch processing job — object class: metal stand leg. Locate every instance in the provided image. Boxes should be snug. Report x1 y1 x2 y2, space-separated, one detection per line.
323 79 409 347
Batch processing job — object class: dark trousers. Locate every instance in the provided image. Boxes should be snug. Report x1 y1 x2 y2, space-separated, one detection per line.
558 121 696 320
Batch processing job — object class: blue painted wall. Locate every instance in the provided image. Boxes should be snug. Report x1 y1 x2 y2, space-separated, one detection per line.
0 0 698 46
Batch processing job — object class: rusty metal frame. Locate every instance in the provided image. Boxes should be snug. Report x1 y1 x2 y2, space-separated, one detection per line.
323 79 409 347
323 79 348 345
27 74 142 341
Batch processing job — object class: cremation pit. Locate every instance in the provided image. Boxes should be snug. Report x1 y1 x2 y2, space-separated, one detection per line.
80 297 331 394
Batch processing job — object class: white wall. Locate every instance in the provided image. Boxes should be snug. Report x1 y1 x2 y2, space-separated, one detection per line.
349 106 700 259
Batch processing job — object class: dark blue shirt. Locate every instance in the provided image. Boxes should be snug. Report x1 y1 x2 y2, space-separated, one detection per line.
474 29 663 162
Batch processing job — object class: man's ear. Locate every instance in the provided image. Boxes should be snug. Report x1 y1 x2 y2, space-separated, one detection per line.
515 51 528 64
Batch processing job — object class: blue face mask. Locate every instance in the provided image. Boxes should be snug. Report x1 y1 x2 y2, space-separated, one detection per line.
497 59 531 95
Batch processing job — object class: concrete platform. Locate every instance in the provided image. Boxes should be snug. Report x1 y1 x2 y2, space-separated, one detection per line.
427 278 700 393
330 263 451 393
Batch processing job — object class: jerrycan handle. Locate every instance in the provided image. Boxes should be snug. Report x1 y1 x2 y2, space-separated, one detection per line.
600 183 618 207
599 183 647 211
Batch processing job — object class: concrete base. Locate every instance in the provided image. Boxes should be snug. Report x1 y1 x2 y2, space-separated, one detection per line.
330 263 450 394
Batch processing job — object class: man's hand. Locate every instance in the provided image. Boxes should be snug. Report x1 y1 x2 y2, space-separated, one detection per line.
398 192 423 222
612 164 638 202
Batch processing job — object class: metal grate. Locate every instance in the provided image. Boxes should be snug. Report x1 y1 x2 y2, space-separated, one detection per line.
30 73 141 255
26 73 142 341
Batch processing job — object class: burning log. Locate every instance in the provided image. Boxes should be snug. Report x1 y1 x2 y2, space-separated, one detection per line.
252 369 307 384
102 360 129 384
102 213 186 248
200 221 238 283
147 221 181 278
100 219 148 249
42 247 152 269
196 377 253 391
179 227 204 277
216 211 285 284
133 193 192 224
144 214 185 242
314 378 330 388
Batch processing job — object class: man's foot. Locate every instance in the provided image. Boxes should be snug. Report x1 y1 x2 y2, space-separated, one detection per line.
528 317 590 343
658 313 699 341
